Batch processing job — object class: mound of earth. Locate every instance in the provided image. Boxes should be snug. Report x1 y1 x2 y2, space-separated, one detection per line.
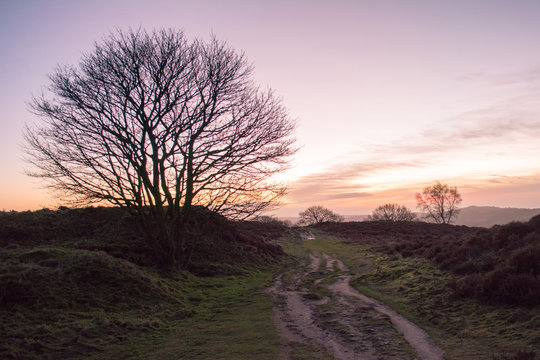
0 206 287 359
0 206 287 273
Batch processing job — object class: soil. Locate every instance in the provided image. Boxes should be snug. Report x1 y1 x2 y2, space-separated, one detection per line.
267 251 444 360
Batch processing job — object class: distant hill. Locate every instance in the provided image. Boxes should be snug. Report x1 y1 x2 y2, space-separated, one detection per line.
454 206 540 227
282 206 540 228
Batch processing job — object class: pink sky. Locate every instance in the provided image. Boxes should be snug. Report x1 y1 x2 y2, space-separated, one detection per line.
1 0 540 216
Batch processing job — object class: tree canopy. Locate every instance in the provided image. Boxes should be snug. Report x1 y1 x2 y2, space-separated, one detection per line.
24 29 296 268
298 205 344 226
25 29 296 219
416 182 462 224
368 203 416 221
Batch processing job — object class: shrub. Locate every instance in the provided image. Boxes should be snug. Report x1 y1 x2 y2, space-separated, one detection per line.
368 203 416 221
494 222 533 249
528 214 540 230
315 218 540 307
511 244 540 277
483 269 540 307
0 247 178 309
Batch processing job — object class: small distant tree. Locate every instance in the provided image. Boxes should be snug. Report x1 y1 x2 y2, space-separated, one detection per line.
368 203 416 221
298 205 344 226
416 182 462 224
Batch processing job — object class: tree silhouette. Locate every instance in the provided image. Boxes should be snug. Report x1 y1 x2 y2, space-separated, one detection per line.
298 205 344 225
416 182 462 224
25 29 296 268
368 203 416 221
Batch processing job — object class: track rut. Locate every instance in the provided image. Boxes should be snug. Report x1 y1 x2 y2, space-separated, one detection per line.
268 251 444 360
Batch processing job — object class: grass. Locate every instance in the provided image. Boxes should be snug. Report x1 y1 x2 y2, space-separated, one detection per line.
4 206 537 359
288 342 334 360
314 218 540 308
96 270 281 360
1 244 283 359
303 231 539 360
0 207 287 359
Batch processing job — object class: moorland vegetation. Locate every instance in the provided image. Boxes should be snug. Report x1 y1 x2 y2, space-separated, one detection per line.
1 206 539 359
315 216 540 308
0 206 287 359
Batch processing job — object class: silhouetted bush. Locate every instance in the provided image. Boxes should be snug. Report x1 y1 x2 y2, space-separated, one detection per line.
528 214 540 231
497 350 537 360
512 350 536 360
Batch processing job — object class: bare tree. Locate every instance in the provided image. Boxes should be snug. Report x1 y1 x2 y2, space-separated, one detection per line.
367 203 416 221
298 205 344 226
24 29 296 268
416 182 462 224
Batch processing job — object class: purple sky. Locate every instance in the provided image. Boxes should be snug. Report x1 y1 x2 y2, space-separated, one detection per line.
2 0 540 216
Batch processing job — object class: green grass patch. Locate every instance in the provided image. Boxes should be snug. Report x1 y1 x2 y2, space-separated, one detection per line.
98 270 281 360
1 207 289 359
302 232 372 276
0 245 283 359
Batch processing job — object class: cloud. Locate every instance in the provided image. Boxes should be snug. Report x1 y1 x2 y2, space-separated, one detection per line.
424 94 540 144
287 160 426 204
355 95 540 161
451 67 540 146
461 175 540 208
323 192 372 200
283 80 540 213
456 65 540 87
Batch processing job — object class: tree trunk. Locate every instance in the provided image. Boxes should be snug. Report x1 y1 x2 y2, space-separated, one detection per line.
183 142 195 212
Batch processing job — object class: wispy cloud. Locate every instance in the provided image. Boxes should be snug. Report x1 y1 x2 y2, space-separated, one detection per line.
419 95 540 148
285 91 540 212
324 192 372 201
287 160 428 205
456 65 540 87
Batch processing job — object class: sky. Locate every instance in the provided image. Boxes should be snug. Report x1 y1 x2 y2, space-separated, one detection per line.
1 0 540 216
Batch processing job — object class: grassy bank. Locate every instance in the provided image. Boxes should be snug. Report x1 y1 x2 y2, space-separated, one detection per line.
92 269 281 360
0 207 286 359
1 248 280 359
303 232 539 360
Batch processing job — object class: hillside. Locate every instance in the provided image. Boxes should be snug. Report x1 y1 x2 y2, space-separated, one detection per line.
314 216 540 307
0 207 287 359
2 206 538 359
455 206 540 227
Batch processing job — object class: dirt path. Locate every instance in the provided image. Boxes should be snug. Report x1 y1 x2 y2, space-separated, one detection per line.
329 275 443 360
268 252 444 360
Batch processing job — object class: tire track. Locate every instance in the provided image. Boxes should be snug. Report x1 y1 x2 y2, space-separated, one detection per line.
268 251 444 360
